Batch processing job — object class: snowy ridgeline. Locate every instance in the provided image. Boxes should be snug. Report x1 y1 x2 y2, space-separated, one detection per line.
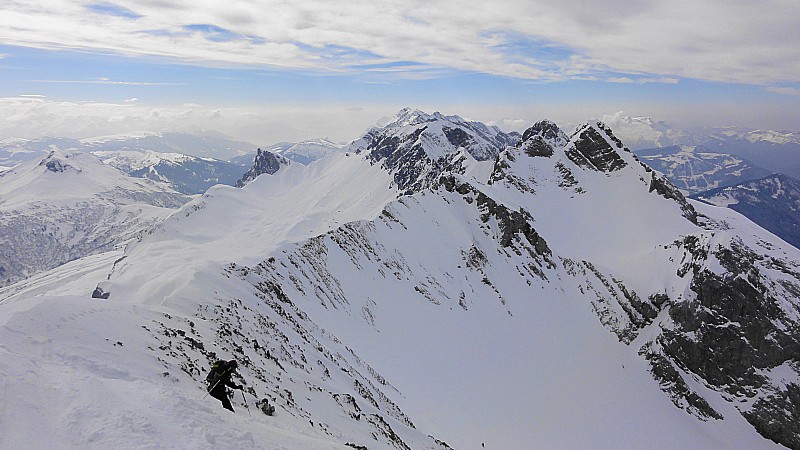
1 109 799 449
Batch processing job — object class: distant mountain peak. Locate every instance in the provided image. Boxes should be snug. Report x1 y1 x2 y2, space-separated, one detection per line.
351 108 517 193
39 150 80 174
236 148 290 187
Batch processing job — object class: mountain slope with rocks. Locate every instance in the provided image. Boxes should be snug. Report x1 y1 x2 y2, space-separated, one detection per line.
1 109 798 449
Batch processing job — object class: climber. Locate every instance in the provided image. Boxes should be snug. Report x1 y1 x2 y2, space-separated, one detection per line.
206 359 244 412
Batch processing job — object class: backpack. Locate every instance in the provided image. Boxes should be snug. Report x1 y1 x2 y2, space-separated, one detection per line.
205 360 229 388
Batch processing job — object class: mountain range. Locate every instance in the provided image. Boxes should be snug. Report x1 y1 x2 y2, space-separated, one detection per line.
692 173 800 250
0 150 189 287
2 108 799 449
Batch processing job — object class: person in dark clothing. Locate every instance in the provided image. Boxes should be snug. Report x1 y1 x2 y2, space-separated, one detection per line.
207 359 244 412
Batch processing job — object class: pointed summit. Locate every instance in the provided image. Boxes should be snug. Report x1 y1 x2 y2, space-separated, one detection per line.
236 148 290 187
565 121 630 173
518 120 568 157
349 108 516 193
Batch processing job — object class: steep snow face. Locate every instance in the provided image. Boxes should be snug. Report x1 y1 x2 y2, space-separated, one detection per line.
0 150 188 286
2 112 799 449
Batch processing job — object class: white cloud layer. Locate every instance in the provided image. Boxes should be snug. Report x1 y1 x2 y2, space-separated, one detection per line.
1 0 798 85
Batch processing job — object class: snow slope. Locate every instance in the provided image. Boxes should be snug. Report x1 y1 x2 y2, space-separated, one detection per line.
0 150 188 286
1 110 797 449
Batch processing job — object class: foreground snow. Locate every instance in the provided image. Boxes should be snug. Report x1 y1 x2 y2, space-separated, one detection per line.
1 112 795 449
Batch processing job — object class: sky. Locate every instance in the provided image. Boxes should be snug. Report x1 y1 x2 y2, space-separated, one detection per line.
0 0 798 145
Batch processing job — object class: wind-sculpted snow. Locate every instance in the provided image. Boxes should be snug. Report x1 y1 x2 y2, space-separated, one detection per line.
2 109 798 449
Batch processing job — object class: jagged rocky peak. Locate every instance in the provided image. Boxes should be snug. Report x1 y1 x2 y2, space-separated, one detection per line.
565 121 629 173
522 119 568 147
383 107 442 128
518 119 568 157
39 150 79 173
236 148 289 187
352 107 517 194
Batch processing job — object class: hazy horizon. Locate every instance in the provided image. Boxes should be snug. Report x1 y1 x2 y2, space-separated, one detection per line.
1 1 798 145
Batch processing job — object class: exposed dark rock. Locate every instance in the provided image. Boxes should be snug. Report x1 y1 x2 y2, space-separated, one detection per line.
649 172 699 224
91 284 110 299
39 152 76 173
639 345 724 421
521 120 567 147
566 125 628 172
521 136 554 158
442 126 474 149
658 239 800 447
236 148 287 187
441 175 554 270
744 384 800 449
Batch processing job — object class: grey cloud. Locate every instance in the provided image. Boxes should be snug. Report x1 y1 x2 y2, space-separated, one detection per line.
0 0 798 85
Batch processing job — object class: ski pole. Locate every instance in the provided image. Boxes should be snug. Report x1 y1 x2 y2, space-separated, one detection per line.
202 368 231 399
241 390 251 417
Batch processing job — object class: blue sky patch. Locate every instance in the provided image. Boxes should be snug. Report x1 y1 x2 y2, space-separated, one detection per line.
85 2 142 20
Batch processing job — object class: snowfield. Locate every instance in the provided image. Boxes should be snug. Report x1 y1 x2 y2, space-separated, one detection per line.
1 110 796 449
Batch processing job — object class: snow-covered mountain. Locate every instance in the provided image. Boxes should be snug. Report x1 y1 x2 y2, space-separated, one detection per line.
0 150 189 286
1 132 256 166
635 145 773 194
703 130 800 181
79 131 256 161
231 139 343 167
0 136 83 167
692 173 800 250
601 114 800 178
1 109 799 449
94 150 246 194
599 112 693 149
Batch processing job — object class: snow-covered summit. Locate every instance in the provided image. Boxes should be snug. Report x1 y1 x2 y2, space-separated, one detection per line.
348 107 518 193
3 111 800 449
269 138 343 165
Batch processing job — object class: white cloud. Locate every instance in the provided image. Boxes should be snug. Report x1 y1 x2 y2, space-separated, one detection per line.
29 78 183 86
0 97 395 144
768 87 800 97
0 1 797 85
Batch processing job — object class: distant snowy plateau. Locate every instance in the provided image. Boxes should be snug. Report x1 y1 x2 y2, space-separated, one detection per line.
2 109 800 449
